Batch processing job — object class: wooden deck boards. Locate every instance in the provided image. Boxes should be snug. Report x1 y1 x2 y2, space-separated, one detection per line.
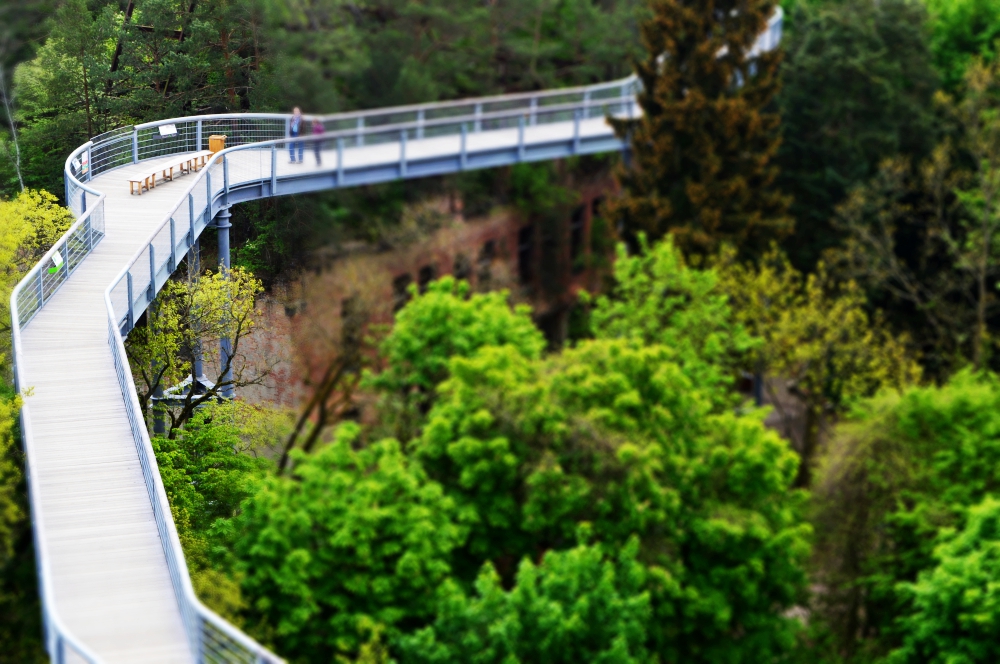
20 155 196 663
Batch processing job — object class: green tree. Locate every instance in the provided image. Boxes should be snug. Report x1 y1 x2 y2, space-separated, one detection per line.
0 188 72 374
153 401 281 622
926 0 1000 91
609 0 791 257
953 56 1000 369
366 276 545 439
830 148 974 380
126 266 270 436
889 496 1000 664
589 235 757 401
776 0 939 270
400 538 652 664
718 248 921 486
831 57 1000 374
416 335 810 662
811 371 1000 659
211 422 463 662
0 390 45 662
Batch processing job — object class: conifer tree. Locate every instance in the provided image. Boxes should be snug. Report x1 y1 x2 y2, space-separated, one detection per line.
610 0 791 257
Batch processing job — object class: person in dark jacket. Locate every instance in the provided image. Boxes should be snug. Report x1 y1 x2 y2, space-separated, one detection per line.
312 117 325 165
289 107 303 163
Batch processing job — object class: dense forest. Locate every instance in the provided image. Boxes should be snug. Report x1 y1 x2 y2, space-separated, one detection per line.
5 0 1000 662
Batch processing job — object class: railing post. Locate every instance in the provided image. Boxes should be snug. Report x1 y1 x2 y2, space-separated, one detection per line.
148 245 156 301
126 272 134 331
474 103 482 132
196 120 203 151
400 129 407 178
518 115 525 161
188 194 195 247
86 146 93 182
132 129 139 164
270 144 277 195
205 172 212 224
573 109 581 154
81 191 86 214
88 217 94 252
215 206 235 400
460 124 467 170
223 154 230 199
284 117 291 139
529 96 538 126
37 267 44 307
356 117 364 147
417 109 425 140
169 217 177 272
337 137 344 186
583 89 591 119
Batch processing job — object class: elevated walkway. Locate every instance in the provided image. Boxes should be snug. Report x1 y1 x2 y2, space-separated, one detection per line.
8 9 782 662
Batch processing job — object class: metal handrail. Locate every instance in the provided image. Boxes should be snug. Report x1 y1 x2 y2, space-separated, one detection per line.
10 157 110 660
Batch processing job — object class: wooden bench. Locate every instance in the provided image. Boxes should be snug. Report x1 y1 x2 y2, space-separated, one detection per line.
128 150 214 195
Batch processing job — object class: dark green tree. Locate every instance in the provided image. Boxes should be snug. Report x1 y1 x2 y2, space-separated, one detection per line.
776 0 939 269
926 0 1000 92
610 0 791 257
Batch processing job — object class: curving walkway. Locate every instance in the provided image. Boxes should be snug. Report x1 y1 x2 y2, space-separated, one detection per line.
10 10 783 662
18 157 198 662
16 86 638 663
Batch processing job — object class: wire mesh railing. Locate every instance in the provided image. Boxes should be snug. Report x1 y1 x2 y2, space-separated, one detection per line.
14 197 105 329
106 312 281 664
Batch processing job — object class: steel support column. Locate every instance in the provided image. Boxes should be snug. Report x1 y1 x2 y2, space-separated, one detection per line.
214 206 235 400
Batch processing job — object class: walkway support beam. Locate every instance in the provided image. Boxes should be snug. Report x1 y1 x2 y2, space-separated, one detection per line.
215 206 235 400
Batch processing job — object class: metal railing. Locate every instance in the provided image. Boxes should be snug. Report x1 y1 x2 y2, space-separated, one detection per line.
106 312 280 664
106 76 644 334
9 150 109 661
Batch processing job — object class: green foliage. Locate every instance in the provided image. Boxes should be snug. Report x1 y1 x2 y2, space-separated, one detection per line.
400 539 653 664
126 266 268 435
0 392 23 578
812 371 1000 659
153 401 276 622
889 496 1000 664
830 56 1000 376
416 333 811 662
0 189 73 361
589 235 757 399
926 0 1000 91
212 422 462 662
777 0 939 269
719 247 921 485
0 388 44 662
367 276 545 437
610 0 791 257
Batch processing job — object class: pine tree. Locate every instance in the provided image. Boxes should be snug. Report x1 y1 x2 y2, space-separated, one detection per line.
610 0 791 257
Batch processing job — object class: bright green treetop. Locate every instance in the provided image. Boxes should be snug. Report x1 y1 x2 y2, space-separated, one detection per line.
890 496 1000 664
416 334 810 663
400 538 653 664
213 422 463 662
589 235 757 401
